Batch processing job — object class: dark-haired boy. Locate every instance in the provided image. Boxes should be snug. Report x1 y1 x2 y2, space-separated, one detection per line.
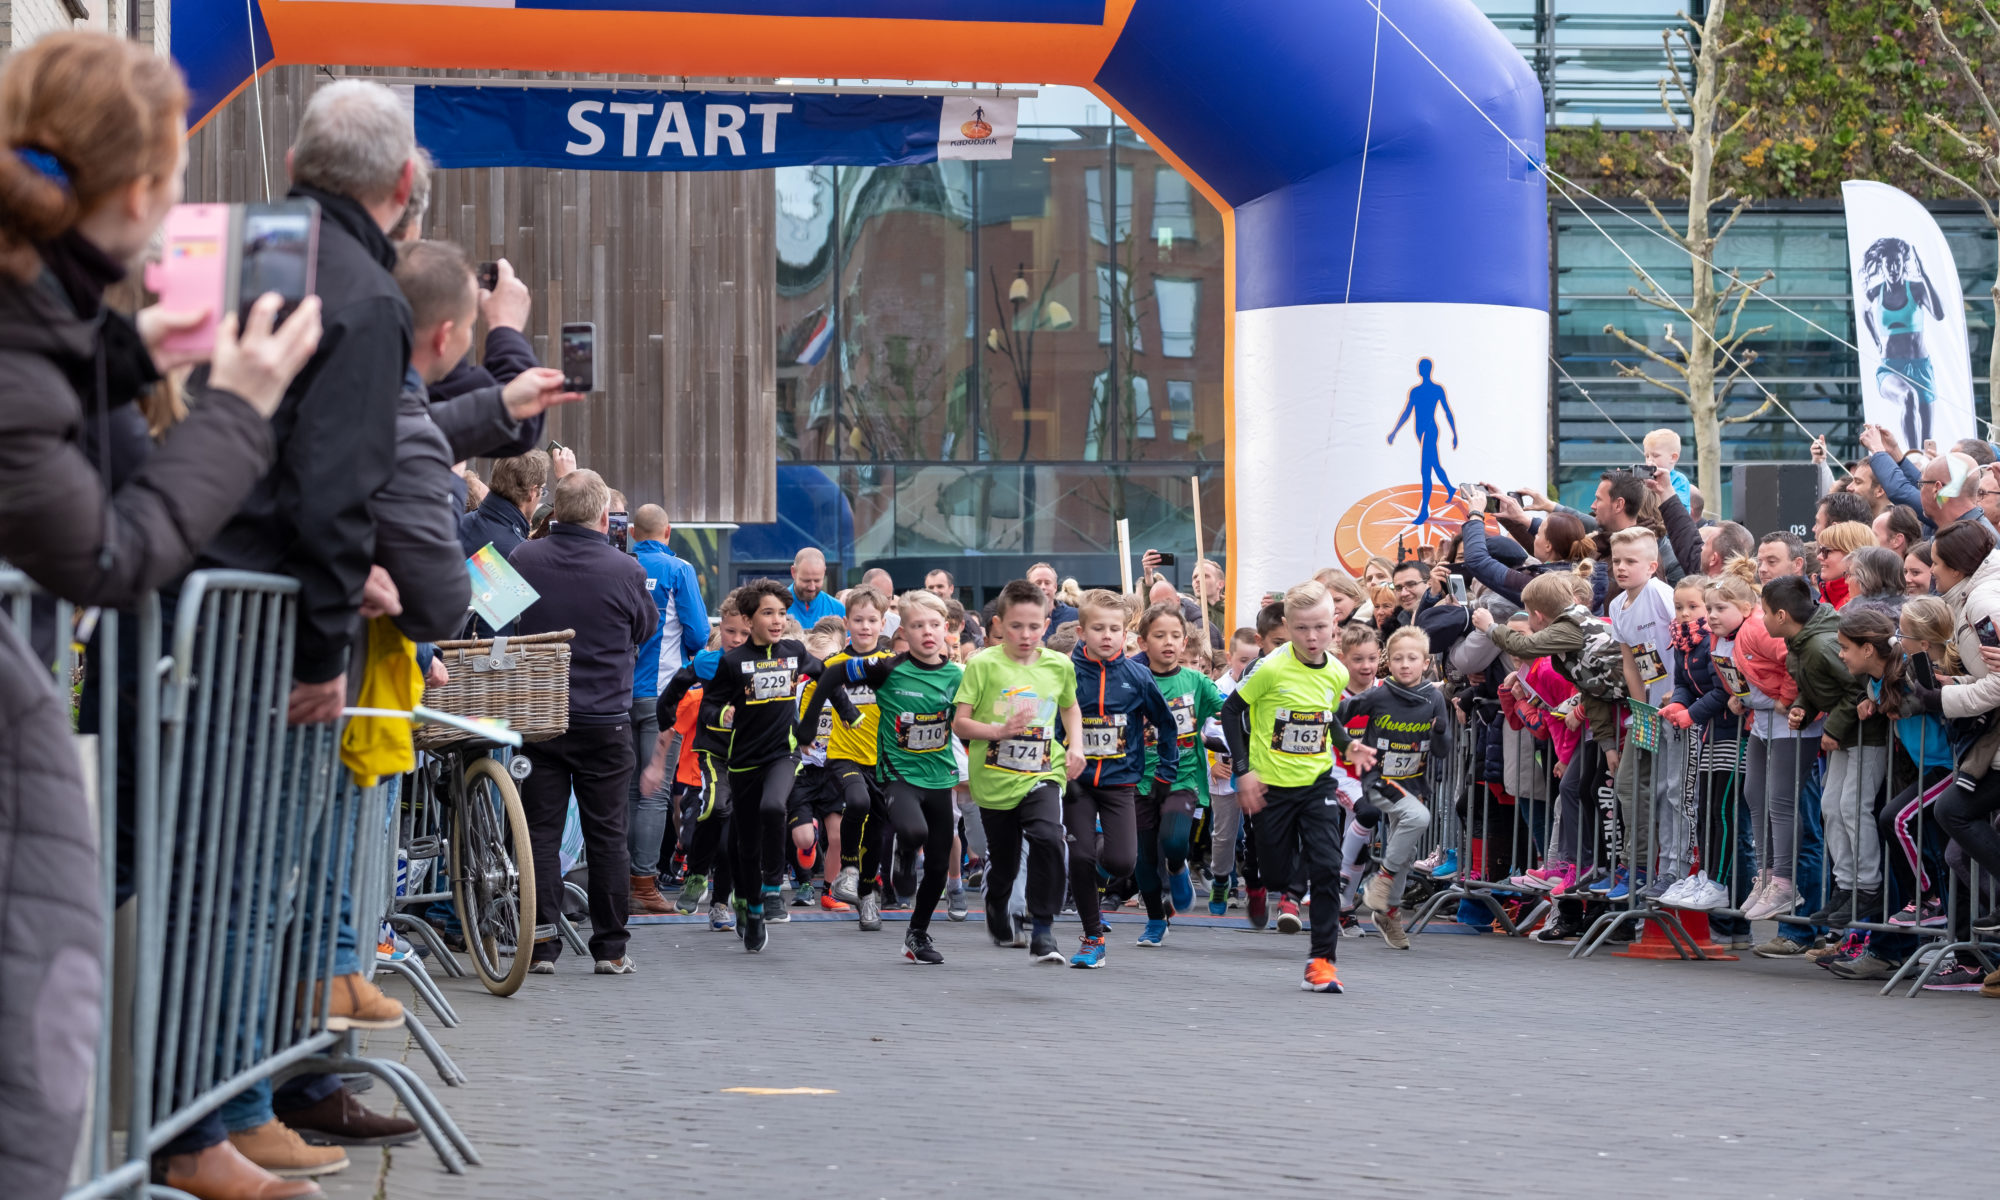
953 579 1084 963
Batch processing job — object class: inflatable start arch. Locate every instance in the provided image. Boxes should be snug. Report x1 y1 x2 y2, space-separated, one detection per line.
181 0 1548 619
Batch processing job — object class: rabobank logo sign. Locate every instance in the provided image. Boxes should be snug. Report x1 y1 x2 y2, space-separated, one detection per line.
411 86 1019 172
504 0 1105 22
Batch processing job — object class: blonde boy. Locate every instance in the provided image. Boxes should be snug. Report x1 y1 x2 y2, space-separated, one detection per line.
1643 428 1694 508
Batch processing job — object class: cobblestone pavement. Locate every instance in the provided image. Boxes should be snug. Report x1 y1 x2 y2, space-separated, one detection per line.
322 912 1998 1200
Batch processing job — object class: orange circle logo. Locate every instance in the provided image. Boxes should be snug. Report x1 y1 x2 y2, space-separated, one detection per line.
1333 484 1495 573
960 118 993 140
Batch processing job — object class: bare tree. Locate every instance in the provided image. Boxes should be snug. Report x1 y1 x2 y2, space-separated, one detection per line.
1602 0 1773 501
1891 1 2000 423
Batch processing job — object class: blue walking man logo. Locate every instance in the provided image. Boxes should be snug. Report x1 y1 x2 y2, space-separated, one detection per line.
1387 357 1459 526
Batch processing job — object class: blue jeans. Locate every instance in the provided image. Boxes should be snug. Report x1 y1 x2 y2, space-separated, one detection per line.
1783 756 1828 945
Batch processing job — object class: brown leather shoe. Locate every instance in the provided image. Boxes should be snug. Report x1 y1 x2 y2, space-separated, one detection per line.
629 874 672 914
160 1139 325 1199
322 973 404 1031
278 1084 421 1147
226 1119 349 1178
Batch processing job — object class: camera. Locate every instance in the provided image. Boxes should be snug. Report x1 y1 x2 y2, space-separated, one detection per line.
608 510 630 553
1632 463 1660 479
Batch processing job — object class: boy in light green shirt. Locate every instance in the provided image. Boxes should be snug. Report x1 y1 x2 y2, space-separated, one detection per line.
954 579 1084 962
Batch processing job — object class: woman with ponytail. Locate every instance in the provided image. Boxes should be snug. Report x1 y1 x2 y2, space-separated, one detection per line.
0 32 322 1200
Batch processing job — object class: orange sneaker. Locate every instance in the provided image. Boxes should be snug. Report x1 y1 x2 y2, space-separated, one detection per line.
1301 957 1343 993
796 842 818 872
818 893 852 912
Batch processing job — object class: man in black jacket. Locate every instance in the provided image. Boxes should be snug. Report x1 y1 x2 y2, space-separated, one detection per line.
460 450 548 561
196 79 419 725
510 469 657 973
427 258 553 459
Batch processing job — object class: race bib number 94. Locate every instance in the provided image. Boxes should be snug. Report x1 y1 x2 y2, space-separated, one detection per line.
897 711 951 753
1079 714 1126 759
1271 709 1331 756
985 730 1051 774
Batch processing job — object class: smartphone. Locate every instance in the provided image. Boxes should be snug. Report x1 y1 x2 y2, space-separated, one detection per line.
1447 575 1467 604
1978 617 2000 649
1154 552 1177 567
478 261 499 292
561 322 597 392
546 440 564 454
1909 651 1940 690
1632 463 1659 479
146 199 320 356
236 201 319 327
608 510 630 552
1483 495 1502 514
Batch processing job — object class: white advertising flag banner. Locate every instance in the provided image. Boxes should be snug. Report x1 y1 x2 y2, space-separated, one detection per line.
1842 180 1976 449
937 97 1016 161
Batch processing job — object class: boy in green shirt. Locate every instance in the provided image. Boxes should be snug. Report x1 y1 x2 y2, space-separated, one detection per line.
953 579 1084 963
1220 580 1377 993
1134 601 1227 946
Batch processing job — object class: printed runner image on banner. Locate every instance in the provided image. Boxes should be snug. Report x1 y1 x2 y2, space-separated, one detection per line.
411 86 1018 171
1842 179 1977 451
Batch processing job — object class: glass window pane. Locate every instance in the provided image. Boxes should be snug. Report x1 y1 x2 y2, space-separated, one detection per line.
1086 370 1108 461
1130 375 1154 440
1155 277 1199 358
1167 380 1194 442
1154 169 1194 242
1097 263 1140 351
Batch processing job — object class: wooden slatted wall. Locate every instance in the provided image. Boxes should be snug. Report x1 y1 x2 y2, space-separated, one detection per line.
184 64 777 522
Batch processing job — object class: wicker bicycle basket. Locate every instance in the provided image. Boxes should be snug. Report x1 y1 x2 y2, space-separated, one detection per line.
412 629 574 750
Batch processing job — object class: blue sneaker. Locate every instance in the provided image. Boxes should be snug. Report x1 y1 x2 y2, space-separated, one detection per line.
1136 919 1169 947
1429 849 1460 881
1606 873 1644 902
1069 934 1108 968
1589 867 1627 896
1168 868 1194 913
1208 876 1230 917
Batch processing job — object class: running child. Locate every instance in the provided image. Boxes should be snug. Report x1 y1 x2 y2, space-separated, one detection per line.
1220 580 1378 993
819 590 967 964
1334 625 1381 919
784 621 852 918
1060 589 1180 967
1205 628 1261 915
699 579 857 953
820 586 893 913
952 579 1085 964
649 598 752 929
1349 627 1447 951
1131 602 1226 947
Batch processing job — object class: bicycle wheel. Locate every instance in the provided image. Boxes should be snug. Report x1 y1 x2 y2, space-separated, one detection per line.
451 756 536 995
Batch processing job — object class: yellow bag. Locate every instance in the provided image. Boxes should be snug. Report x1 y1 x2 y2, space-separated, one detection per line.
341 615 420 787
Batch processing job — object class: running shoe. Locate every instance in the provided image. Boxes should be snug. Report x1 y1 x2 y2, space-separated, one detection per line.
1742 876 1799 921
902 929 944 965
797 839 818 873
1360 873 1391 915
1605 873 1641 902
676 873 708 914
1029 927 1064 964
1208 878 1230 917
593 956 637 975
1010 912 1030 948
1069 935 1108 969
1136 919 1168 947
1530 912 1585 943
1246 888 1269 930
1426 849 1460 881
1639 872 1680 902
1588 867 1626 896
1275 897 1303 934
1300 957 1343 993
1677 874 1729 912
1656 874 1699 906
831 866 861 906
708 902 735 932
964 859 984 889
1826 953 1895 981
986 906 1014 948
1923 960 1987 991
1376 906 1409 950
375 938 411 965
742 914 768 954
792 881 817 907
528 959 556 975
818 893 852 912
1887 901 1923 927
1412 847 1444 874
762 888 789 924
858 892 883 932
1168 868 1195 913
1806 888 1856 926
1751 935 1810 959
946 882 970 922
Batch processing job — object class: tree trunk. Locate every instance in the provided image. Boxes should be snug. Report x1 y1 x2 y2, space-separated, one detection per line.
1990 282 1999 439
1685 0 1726 504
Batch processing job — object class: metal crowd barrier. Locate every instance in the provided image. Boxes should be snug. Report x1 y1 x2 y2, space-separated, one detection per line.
0 568 480 1199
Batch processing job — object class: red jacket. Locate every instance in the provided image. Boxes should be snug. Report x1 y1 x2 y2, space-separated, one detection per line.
1731 609 1798 708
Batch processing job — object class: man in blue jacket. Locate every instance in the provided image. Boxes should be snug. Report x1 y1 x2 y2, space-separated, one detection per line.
1064 589 1179 969
627 505 710 910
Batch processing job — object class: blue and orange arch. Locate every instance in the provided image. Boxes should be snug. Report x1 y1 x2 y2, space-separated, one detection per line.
178 0 1548 617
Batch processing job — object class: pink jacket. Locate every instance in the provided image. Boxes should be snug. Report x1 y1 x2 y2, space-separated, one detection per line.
1731 609 1798 708
1521 657 1583 765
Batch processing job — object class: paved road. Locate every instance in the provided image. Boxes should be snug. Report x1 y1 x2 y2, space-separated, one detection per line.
324 913 1997 1199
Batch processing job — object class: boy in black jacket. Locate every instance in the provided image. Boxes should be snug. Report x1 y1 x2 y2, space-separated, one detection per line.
1349 627 1448 949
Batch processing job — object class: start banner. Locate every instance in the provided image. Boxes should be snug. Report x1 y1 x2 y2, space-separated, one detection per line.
411 86 1017 171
